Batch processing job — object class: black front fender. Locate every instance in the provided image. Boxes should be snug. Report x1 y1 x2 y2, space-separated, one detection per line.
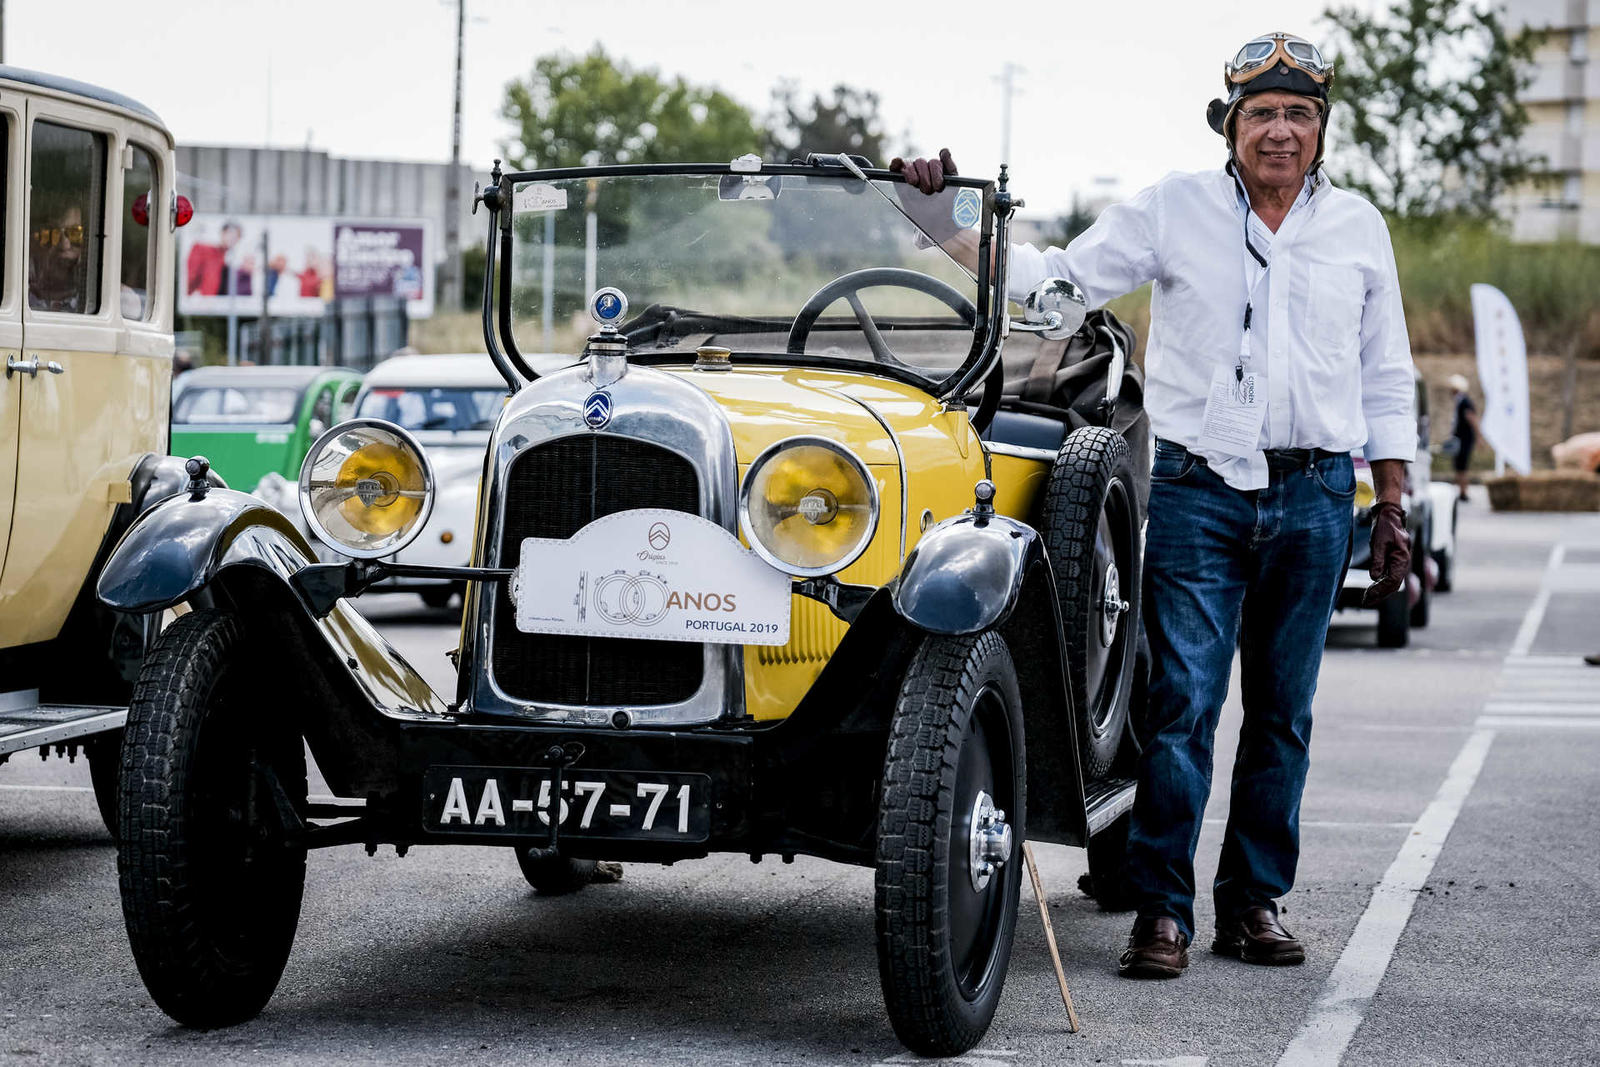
891 511 1043 635
890 511 1092 847
97 488 316 614
95 487 447 729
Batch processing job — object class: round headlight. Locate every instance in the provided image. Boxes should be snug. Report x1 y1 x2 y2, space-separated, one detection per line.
739 436 879 578
298 419 435 559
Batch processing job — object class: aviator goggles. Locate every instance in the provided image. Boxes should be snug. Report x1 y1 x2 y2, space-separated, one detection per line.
1225 32 1331 87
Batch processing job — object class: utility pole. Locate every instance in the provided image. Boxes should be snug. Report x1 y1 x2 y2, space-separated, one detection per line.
442 0 466 311
996 62 1024 167
260 229 272 364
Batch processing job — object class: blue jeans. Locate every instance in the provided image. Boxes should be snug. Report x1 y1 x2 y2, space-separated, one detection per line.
1125 438 1355 942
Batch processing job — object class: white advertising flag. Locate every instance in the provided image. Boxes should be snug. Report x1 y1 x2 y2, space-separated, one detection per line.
1469 283 1532 475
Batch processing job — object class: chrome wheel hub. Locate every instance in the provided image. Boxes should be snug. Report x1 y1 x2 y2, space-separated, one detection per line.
968 790 1013 892
1097 561 1129 647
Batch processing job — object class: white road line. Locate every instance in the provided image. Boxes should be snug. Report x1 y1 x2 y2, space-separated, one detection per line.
0 783 93 793
1481 702 1600 714
1202 818 1412 829
1508 544 1565 658
1477 715 1600 729
1501 655 1588 668
1276 728 1496 1067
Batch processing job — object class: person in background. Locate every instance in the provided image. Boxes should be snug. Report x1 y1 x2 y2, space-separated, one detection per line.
1446 373 1480 503
29 204 86 312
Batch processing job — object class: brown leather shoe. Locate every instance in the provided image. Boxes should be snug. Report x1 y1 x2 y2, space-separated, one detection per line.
1118 916 1189 978
1212 906 1306 965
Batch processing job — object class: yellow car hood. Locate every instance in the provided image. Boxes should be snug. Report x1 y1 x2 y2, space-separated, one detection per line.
660 364 947 467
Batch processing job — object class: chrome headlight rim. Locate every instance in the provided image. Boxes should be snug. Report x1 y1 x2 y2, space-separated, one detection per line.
738 434 880 579
297 417 437 560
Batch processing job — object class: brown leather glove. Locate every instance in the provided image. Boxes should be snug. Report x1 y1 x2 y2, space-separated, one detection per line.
887 149 965 244
1361 501 1412 608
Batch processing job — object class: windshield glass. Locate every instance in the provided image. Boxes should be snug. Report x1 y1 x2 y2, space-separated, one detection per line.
173 386 300 425
356 386 508 431
506 171 985 383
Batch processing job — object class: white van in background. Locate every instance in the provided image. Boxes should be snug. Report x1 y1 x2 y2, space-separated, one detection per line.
352 351 569 607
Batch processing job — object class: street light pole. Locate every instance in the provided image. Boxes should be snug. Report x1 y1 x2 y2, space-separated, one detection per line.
442 0 465 311
996 62 1024 166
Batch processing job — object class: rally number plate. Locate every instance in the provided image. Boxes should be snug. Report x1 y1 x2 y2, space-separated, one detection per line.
424 766 712 843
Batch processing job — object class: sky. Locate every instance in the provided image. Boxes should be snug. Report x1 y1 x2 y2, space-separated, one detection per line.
8 0 1346 219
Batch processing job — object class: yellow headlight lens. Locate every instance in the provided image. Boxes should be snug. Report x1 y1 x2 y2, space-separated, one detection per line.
298 419 435 558
1353 467 1377 510
740 437 879 577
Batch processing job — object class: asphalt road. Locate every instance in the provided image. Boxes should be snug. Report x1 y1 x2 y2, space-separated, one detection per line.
3 487 1598 1066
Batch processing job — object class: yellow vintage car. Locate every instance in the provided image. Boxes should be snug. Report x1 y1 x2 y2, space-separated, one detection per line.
98 156 1144 1055
0 66 198 832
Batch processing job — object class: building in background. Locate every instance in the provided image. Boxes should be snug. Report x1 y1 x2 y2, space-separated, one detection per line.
175 145 479 366
1505 0 1599 242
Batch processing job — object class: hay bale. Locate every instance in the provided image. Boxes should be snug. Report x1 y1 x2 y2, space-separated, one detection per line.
1485 470 1600 511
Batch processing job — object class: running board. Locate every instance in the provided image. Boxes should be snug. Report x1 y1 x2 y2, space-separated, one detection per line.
0 704 126 758
1084 776 1136 837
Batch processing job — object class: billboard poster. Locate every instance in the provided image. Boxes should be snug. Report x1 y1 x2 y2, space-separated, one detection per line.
179 214 433 319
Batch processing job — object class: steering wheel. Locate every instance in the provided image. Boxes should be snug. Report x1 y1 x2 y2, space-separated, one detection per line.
786 267 976 365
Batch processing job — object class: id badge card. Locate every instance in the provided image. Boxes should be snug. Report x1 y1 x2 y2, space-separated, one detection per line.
1197 365 1266 457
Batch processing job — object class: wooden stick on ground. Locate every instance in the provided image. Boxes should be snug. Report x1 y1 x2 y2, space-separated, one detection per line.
1022 841 1082 1034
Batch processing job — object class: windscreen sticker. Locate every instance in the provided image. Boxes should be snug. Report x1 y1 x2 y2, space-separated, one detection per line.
952 188 981 229
514 183 568 213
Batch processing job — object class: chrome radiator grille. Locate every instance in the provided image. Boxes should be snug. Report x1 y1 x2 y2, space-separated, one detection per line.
491 435 704 706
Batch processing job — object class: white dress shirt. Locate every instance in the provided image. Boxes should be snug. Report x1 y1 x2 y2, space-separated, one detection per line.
1007 167 1416 490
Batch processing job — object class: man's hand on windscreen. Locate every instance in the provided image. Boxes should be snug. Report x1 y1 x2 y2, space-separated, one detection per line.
887 149 964 243
889 148 959 194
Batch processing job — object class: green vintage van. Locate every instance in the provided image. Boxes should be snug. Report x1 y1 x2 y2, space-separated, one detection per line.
170 365 362 491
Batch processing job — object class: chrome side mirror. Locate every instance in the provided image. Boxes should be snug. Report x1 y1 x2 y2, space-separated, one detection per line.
1015 277 1087 341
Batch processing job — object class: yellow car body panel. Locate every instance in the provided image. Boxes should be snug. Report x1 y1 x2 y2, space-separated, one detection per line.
659 364 1051 721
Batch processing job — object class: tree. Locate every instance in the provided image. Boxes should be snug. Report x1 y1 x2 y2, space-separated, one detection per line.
501 48 761 169
764 82 889 164
1322 1 1544 218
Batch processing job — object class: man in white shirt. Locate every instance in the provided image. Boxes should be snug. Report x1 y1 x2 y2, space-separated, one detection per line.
894 32 1414 978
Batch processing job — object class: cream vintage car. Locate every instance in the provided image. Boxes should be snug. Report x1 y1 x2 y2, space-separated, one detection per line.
0 65 196 831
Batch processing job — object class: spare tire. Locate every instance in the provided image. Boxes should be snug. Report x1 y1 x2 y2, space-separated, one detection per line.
1038 426 1142 782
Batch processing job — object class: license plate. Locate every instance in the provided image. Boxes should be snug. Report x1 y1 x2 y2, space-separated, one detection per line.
424 766 712 842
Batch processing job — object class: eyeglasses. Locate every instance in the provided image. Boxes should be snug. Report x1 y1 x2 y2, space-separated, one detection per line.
1226 32 1331 86
34 224 86 245
1237 105 1323 129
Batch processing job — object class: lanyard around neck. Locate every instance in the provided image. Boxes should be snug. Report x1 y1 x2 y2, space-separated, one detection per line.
1233 171 1269 372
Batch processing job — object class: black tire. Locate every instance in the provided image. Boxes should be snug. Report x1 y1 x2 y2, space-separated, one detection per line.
516 850 598 895
1376 587 1410 648
1410 515 1431 628
118 608 307 1028
876 632 1025 1057
420 585 456 610
1433 547 1453 594
85 734 121 838
1079 811 1138 912
1433 502 1457 593
1038 426 1141 781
